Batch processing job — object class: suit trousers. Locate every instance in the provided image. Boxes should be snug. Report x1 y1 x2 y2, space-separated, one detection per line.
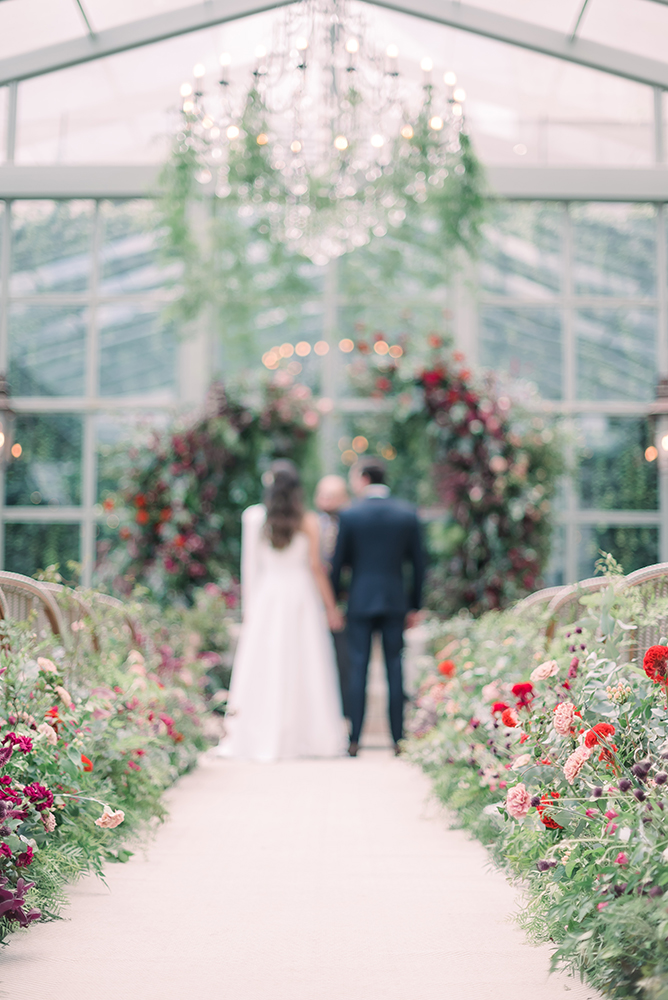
346 614 405 745
331 627 351 719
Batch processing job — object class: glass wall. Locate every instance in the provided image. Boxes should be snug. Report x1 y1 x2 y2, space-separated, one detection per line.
478 201 664 582
0 198 177 581
1 195 664 586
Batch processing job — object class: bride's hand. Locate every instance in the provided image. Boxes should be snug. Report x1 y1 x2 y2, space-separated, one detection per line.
328 608 345 632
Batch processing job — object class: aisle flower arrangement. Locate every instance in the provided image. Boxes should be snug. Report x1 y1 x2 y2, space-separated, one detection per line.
405 564 668 999
0 593 219 941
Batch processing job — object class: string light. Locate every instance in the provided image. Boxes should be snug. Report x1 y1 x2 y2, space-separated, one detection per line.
339 338 354 352
314 341 329 356
352 436 368 453
646 446 658 462
373 341 389 355
295 341 311 356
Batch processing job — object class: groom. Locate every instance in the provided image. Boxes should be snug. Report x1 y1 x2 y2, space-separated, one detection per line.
330 457 425 757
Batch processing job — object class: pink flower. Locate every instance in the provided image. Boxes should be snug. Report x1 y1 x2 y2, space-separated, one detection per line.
37 723 58 746
585 809 596 818
506 783 532 819
615 852 629 865
597 902 609 911
604 809 618 820
37 657 58 674
55 686 72 708
564 745 591 783
530 659 559 682
94 805 125 829
553 702 576 736
606 823 618 836
511 754 532 771
42 811 56 833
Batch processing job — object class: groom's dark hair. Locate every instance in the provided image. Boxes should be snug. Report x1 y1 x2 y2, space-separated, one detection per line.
358 457 386 485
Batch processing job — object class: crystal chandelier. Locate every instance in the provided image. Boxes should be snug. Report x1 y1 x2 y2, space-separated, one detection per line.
175 0 468 265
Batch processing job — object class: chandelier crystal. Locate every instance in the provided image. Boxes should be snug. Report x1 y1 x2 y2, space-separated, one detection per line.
174 0 469 265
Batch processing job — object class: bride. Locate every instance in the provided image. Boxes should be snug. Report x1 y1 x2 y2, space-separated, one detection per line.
218 460 348 761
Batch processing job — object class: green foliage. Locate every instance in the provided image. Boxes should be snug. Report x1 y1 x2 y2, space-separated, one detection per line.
405 568 668 998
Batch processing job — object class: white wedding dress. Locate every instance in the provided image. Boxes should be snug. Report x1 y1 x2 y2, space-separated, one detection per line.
218 504 347 761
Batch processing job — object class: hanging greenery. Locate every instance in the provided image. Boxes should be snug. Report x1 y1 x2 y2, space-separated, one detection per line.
99 376 320 603
341 333 566 617
156 127 486 367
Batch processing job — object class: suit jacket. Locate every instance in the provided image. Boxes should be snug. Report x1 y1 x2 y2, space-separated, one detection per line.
330 494 425 618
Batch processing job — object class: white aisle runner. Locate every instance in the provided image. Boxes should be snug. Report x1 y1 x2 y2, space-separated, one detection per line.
0 753 600 1000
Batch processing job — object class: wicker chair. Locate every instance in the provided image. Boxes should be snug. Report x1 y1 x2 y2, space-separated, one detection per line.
616 562 668 665
40 582 101 653
515 585 566 614
87 591 143 648
0 572 67 643
544 576 610 640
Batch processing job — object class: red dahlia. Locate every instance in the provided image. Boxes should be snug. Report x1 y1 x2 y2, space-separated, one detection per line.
536 791 563 830
584 723 616 749
643 646 668 685
437 660 456 678
512 682 534 707
491 702 510 715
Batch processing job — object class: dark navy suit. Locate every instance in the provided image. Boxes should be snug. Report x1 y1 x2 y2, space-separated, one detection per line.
330 491 425 745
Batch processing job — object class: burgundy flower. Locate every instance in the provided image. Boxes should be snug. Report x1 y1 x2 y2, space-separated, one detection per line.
2 732 33 754
0 843 11 858
15 846 33 868
23 783 54 811
0 746 13 768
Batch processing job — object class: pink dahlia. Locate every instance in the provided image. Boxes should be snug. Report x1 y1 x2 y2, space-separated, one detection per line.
564 745 591 784
554 702 576 736
506 783 532 819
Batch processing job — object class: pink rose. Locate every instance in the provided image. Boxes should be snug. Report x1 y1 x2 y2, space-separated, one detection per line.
511 754 532 771
564 745 591 783
55 686 72 708
530 659 559 682
37 722 58 746
554 702 576 736
615 852 629 865
506 782 532 819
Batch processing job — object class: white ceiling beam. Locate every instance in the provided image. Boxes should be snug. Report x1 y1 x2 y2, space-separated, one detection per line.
0 0 292 86
2 163 668 202
372 0 668 89
0 0 667 88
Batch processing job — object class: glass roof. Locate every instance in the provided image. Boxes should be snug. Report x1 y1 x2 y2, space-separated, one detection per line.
1 0 666 168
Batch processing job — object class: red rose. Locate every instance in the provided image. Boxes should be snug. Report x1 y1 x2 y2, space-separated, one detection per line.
536 791 563 830
501 708 518 728
643 646 668 684
584 723 616 749
438 660 456 678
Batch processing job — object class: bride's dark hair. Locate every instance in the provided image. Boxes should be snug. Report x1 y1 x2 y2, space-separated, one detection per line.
264 459 304 549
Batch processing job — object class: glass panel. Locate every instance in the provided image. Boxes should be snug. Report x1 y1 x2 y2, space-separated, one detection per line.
8 303 87 396
578 415 657 510
4 523 81 579
479 202 563 298
543 524 565 588
576 524 658 578
96 411 170 501
479 307 562 399
575 307 656 401
571 203 656 298
98 304 176 396
6 414 83 506
10 200 94 294
99 200 172 295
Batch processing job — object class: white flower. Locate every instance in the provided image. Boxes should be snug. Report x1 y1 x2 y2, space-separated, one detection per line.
530 659 560 682
618 826 631 843
511 754 532 770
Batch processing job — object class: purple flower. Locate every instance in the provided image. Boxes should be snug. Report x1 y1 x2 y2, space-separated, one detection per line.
0 875 40 927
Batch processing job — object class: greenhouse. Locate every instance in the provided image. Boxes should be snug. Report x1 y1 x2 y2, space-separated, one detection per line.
1 2 668 999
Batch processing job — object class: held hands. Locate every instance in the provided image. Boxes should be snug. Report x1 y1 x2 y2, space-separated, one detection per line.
327 607 345 632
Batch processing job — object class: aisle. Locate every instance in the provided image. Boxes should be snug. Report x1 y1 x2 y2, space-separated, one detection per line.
0 752 599 1000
